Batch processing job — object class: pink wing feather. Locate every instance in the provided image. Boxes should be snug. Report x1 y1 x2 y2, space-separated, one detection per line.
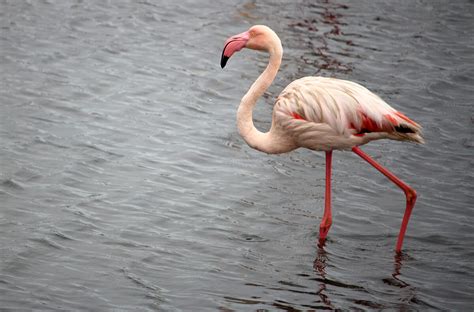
273 77 423 150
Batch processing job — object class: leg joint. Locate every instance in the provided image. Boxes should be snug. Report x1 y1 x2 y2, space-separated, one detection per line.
405 188 417 205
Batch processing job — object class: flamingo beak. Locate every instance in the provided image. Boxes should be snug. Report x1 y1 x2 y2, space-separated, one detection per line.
220 31 250 68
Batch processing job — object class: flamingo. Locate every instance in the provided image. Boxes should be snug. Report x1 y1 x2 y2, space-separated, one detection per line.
220 25 424 253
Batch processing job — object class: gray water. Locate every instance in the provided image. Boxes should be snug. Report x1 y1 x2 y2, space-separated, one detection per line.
1 0 473 310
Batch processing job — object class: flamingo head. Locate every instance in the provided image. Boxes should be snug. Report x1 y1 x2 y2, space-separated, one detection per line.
220 25 278 68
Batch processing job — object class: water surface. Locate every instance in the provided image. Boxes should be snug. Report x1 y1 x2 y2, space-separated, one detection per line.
1 0 473 310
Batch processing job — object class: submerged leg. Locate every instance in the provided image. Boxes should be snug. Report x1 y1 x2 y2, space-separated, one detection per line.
352 146 417 253
319 150 333 242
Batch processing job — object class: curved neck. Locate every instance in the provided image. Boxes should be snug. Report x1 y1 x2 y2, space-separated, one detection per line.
237 42 283 153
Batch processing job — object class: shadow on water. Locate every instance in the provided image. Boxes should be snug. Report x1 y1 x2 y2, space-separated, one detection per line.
312 244 429 310
289 0 353 75
237 0 354 79
313 245 333 308
221 245 423 310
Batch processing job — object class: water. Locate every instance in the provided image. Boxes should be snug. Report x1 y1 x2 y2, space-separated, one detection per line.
1 0 473 310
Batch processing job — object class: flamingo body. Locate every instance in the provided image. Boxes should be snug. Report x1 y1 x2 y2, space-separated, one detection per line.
273 76 423 152
221 25 423 253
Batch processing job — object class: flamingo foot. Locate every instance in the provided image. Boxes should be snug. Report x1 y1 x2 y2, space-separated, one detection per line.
319 225 330 240
319 221 331 241
318 225 330 248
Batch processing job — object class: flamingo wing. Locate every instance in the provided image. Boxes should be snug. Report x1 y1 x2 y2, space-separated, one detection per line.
273 77 423 150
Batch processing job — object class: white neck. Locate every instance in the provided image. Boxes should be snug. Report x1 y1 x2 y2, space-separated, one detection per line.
237 38 284 154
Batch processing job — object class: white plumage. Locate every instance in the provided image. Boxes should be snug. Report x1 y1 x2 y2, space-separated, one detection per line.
274 76 423 151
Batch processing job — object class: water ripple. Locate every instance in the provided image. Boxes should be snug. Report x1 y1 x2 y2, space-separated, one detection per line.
1 0 473 310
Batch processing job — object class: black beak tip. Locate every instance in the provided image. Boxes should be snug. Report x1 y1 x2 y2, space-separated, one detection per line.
220 55 229 68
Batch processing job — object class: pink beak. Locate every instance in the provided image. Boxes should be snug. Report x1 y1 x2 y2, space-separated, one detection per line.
221 31 250 68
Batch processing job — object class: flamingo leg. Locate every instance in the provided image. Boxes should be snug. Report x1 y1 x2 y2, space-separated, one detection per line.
319 150 333 242
351 146 417 253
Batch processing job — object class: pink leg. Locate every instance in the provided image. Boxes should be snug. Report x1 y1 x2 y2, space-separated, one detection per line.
352 146 417 253
319 150 333 242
